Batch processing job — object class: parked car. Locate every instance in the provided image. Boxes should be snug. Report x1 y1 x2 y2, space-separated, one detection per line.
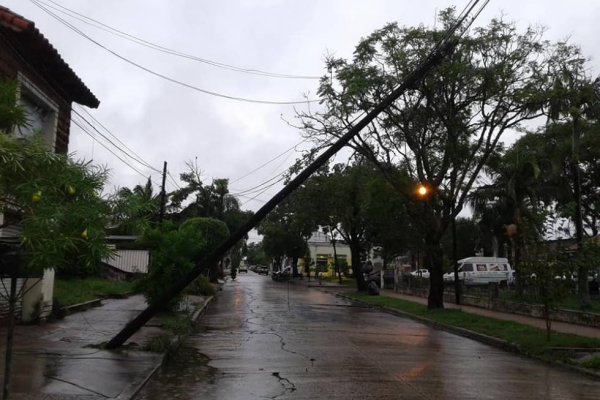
410 269 430 279
256 265 269 275
271 266 292 282
443 257 513 286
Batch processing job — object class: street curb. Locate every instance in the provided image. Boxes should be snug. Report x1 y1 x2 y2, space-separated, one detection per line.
61 298 102 315
336 293 600 380
112 295 215 400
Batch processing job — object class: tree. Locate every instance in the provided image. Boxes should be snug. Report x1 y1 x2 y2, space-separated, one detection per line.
298 10 582 308
245 242 268 266
0 80 111 399
469 138 555 266
545 54 600 308
109 177 160 235
168 161 253 275
258 198 310 275
440 217 479 261
137 217 229 308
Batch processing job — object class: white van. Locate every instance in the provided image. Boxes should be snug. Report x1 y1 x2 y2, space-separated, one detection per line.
443 257 513 286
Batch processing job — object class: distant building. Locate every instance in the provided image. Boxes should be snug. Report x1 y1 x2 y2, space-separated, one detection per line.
299 231 352 275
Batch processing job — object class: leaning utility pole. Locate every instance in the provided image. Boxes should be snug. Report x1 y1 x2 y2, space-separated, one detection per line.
106 4 486 345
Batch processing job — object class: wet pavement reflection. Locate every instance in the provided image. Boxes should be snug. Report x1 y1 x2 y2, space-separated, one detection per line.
136 274 600 399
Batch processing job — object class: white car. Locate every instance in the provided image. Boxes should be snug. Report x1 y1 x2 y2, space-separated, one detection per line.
443 257 513 286
410 269 430 279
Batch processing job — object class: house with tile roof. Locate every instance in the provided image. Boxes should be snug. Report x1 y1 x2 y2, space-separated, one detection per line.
0 5 99 321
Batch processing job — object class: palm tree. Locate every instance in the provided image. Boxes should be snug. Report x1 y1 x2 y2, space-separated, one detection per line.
110 178 161 235
469 140 554 266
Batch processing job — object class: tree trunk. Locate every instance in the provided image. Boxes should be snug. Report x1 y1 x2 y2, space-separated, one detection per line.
331 239 342 284
291 256 299 277
351 244 366 291
426 230 445 309
572 117 590 308
3 274 17 400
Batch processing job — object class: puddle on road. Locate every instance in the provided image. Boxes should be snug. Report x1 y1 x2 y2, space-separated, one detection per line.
135 347 219 399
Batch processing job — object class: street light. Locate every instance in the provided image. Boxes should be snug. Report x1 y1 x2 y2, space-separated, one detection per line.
416 183 428 198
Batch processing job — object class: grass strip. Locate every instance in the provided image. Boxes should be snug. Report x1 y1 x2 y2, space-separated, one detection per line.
346 292 600 367
55 278 135 307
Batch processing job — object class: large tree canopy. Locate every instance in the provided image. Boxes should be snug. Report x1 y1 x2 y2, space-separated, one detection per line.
298 10 585 308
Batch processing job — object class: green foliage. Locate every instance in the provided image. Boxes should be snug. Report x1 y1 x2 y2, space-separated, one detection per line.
137 217 229 309
299 9 590 307
580 357 600 370
108 178 160 235
0 88 111 277
0 80 25 132
168 162 252 270
186 275 216 296
518 244 572 339
348 293 600 360
245 242 268 266
54 278 135 307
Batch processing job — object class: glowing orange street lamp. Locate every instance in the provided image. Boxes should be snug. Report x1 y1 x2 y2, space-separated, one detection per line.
416 183 428 198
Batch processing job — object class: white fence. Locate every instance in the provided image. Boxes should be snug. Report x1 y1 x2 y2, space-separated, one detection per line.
0 268 54 322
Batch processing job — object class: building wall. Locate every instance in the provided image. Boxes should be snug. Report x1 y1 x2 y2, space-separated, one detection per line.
0 33 72 153
103 249 150 274
0 32 71 321
299 234 352 276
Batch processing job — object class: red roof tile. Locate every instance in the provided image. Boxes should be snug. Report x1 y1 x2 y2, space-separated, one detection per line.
0 5 99 108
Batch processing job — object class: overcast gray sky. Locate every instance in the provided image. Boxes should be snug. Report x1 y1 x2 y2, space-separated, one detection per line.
5 0 600 233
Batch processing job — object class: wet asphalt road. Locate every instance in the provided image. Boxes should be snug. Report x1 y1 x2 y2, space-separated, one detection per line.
136 273 600 399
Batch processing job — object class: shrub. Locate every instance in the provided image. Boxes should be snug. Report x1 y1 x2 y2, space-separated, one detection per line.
137 217 228 310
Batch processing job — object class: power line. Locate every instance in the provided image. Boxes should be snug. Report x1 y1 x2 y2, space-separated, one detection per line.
167 171 182 191
72 109 161 174
30 0 320 105
71 116 153 182
75 106 160 173
35 0 320 80
231 174 286 197
230 138 309 184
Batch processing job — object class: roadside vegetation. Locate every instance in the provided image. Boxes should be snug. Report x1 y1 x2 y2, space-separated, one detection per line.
54 278 136 307
347 293 600 369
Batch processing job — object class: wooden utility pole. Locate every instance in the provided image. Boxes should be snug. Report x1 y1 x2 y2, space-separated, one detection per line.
105 38 459 350
158 161 167 223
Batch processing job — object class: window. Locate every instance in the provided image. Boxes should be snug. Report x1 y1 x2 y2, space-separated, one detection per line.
14 73 58 150
489 264 500 271
461 264 473 272
476 264 487 271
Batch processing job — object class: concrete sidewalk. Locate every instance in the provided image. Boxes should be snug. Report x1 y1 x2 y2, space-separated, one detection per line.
379 289 600 339
0 294 211 399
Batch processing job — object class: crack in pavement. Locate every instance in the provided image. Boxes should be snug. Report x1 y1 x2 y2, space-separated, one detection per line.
270 371 296 399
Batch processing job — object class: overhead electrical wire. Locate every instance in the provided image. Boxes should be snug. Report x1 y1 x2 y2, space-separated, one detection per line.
72 109 161 175
30 0 320 105
167 171 183 191
71 116 152 182
34 0 320 80
230 138 309 184
75 106 161 173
